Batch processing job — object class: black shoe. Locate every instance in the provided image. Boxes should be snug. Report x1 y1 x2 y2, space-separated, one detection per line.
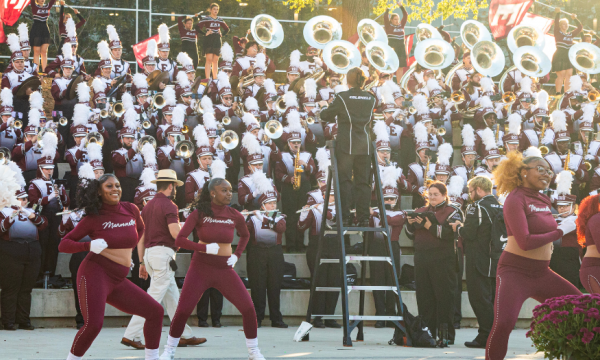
448 339 454 345
3 324 17 331
454 322 461 329
76 323 84 330
324 320 342 328
212 321 222 328
386 321 396 328
464 338 487 348
19 323 34 330
257 320 262 328
312 318 325 329
374 321 385 328
271 321 288 328
342 216 354 227
357 219 370 227
198 320 209 328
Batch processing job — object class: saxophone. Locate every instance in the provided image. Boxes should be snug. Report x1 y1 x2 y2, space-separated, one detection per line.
539 120 549 155
564 150 575 176
424 156 434 188
293 148 304 190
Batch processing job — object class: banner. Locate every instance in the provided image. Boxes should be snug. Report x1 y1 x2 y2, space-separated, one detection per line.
0 0 5 43
405 34 415 67
132 35 159 69
520 13 554 35
489 0 534 39
3 0 30 26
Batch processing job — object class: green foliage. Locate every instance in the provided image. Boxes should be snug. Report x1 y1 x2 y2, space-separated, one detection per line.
373 0 489 24
282 0 333 13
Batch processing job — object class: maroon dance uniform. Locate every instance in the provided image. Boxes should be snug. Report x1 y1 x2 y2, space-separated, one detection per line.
552 13 583 72
168 203 257 339
384 6 408 68
58 202 164 357
486 187 581 360
30 0 57 46
197 16 230 56
580 213 600 294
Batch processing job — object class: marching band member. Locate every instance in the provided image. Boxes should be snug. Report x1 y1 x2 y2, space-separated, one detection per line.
51 43 76 146
3 23 39 76
0 166 46 331
275 112 316 252
238 142 276 211
406 181 464 345
0 89 22 150
242 54 267 101
474 97 503 157
407 121 431 209
512 77 534 118
245 172 287 328
280 91 300 126
552 7 583 94
134 166 157 211
130 74 157 139
240 112 264 176
451 124 477 184
11 93 45 184
95 41 115 92
484 151 581 360
261 79 279 118
105 25 132 84
458 73 482 113
28 131 67 280
369 165 406 327
58 1 85 45
156 24 178 82
372 121 408 200
214 71 237 121
502 66 525 94
185 126 213 206
447 174 467 327
111 111 144 203
2 34 34 128
577 194 600 294
433 143 454 185
198 3 230 79
178 14 200 70
319 72 342 103
65 104 90 204
451 52 475 91
279 50 302 95
57 158 103 330
523 89 549 131
137 39 160 80
46 18 88 79
502 113 523 154
176 52 197 112
156 87 177 145
298 46 324 78
232 29 251 59
174 71 195 117
297 184 341 329
384 1 408 81
518 108 551 153
559 74 587 112
232 41 276 80
549 171 580 287
198 43 234 103
475 128 502 181
308 147 330 206
203 110 233 167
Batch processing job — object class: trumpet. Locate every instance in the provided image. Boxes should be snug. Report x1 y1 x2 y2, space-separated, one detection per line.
222 116 232 126
182 124 190 134
12 119 23 129
55 116 67 126
100 103 112 118
582 132 593 171
437 127 446 136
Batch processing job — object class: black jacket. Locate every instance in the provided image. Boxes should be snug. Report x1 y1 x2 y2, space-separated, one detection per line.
459 194 502 277
320 87 376 155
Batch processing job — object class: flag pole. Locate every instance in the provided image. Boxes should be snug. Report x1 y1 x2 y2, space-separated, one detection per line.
534 0 595 33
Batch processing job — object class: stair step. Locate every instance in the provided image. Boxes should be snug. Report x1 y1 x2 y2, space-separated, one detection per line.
312 315 404 321
315 286 398 292
319 256 392 264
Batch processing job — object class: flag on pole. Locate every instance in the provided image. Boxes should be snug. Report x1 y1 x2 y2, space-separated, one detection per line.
405 34 416 67
132 35 159 69
0 0 5 43
489 0 534 39
3 0 30 26
520 13 554 35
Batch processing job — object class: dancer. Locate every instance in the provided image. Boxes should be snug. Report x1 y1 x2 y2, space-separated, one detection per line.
29 0 57 70
383 1 408 82
552 7 583 94
159 178 264 360
577 194 600 294
484 151 581 360
59 1 85 45
178 13 201 71
197 3 230 79
58 174 164 360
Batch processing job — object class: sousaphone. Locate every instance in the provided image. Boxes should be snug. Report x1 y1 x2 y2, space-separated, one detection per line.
366 41 399 73
414 38 455 70
415 24 442 43
322 40 362 74
460 20 492 50
357 19 388 46
513 46 551 78
147 70 170 91
507 25 545 54
569 42 600 75
303 15 343 49
251 14 284 49
471 40 505 77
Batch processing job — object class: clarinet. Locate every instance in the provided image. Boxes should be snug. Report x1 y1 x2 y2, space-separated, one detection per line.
51 179 64 211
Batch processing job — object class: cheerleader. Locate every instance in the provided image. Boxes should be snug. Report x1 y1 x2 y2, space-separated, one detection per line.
58 1 85 45
552 7 583 94
29 0 57 70
577 194 600 294
383 1 408 81
485 151 581 360
178 13 201 71
197 3 230 79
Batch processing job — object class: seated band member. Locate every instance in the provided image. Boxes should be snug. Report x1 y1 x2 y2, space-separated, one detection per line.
577 194 600 294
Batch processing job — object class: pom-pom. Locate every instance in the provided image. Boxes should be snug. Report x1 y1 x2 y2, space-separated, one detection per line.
171 106 185 128
193 125 209 148
480 76 495 93
18 23 29 42
536 90 549 111
569 74 582 92
78 162 95 182
381 165 399 189
251 171 273 195
1 88 14 107
7 161 25 187
132 73 148 90
507 113 522 135
97 40 111 61
211 159 227 179
203 112 217 130
264 79 277 95
556 170 574 196
107 25 120 42
462 124 475 147
140 167 157 189
551 110 567 133
29 91 43 110
437 143 453 166
524 146 542 158
481 127 497 151
582 103 596 122
284 91 298 108
221 42 234 62
373 120 390 142
0 164 22 209
413 94 429 115
41 132 58 158
380 80 396 104
86 143 103 162
447 175 465 197
285 110 303 133
242 132 261 155
66 18 76 38
146 39 157 58
7 34 20 53
304 78 318 99
479 96 493 109
200 96 214 114
140 143 156 166
177 71 190 88
163 87 176 106
244 97 259 111
290 50 301 67
158 24 170 44
176 52 193 68
72 104 89 126
414 121 428 143
520 77 532 94
217 71 231 91
76 82 90 103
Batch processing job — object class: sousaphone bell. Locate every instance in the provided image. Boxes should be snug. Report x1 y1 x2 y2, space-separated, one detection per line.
303 15 343 49
251 14 284 49
471 40 506 77
414 38 455 70
174 136 194 159
507 25 545 54
0 147 11 165
415 24 442 43
264 119 283 139
366 41 400 74
137 135 157 152
357 19 388 46
323 40 361 74
85 131 104 148
569 42 600 75
460 20 492 50
220 130 239 150
513 46 552 78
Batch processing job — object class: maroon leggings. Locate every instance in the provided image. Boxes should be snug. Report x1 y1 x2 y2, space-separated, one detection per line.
70 253 164 356
580 257 600 294
485 251 581 360
169 252 257 339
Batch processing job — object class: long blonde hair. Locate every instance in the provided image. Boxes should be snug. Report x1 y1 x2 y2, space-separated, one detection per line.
493 151 544 195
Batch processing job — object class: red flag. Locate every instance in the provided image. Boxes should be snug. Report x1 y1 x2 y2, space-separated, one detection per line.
133 35 159 69
3 0 30 26
0 0 5 43
520 13 554 35
489 0 534 39
405 34 416 68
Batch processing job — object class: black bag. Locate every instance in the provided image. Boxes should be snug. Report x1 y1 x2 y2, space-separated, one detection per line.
283 261 296 279
398 264 415 290
389 302 436 347
485 203 507 261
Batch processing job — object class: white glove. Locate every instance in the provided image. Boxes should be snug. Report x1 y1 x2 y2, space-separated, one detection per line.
557 218 577 235
48 192 57 201
90 239 108 254
205 243 220 255
585 154 596 161
7 117 14 126
227 254 238 267
61 213 70 224
21 208 33 217
132 140 138 151
418 186 427 195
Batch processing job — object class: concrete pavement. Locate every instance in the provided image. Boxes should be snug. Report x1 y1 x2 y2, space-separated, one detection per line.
0 326 543 359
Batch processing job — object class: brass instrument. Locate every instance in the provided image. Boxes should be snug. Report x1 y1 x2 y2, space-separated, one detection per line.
150 93 166 110
513 46 552 78
237 69 255 96
303 15 342 49
58 116 68 126
137 135 157 153
51 179 64 211
194 99 205 114
364 72 379 92
142 119 152 129
499 65 516 94
460 20 492 49
174 138 194 159
323 40 362 74
444 62 467 88
588 90 600 103
264 119 283 139
220 130 239 150
424 157 434 188
37 128 56 146
0 147 10 164
222 116 232 126
414 38 455 70
583 132 593 171
507 25 545 53
399 63 417 93
564 150 576 176
251 14 284 49
12 119 23 129
234 102 245 118
437 127 446 136
568 42 600 75
99 103 112 118
415 23 442 43
112 102 125 117
539 120 549 155
85 132 104 148
292 148 304 190
450 91 465 104
357 18 388 46
365 41 400 74
274 96 286 114
471 40 505 77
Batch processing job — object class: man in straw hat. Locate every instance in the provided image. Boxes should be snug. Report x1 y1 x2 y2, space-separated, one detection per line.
122 169 206 350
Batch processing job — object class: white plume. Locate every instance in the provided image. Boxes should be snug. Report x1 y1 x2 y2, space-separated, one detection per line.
284 91 298 108
447 175 465 197
107 25 120 42
221 42 234 62
569 74 582 92
92 78 105 94
242 132 262 155
524 146 542 158
520 77 532 94
66 18 76 38
254 53 266 71
28 109 40 128
140 143 157 166
251 171 274 195
536 90 549 111
481 127 497 150
551 110 567 133
211 159 228 179
86 143 103 162
201 96 214 114
1 88 13 107
121 92 134 111
0 165 22 208
76 82 90 103
18 23 29 42
426 78 442 92
556 170 574 196
242 112 259 129
193 125 210 148
373 120 390 142
414 121 428 143
176 52 193 68
507 113 522 135
217 71 231 91
163 87 176 106
315 147 330 172
203 112 217 130
264 79 277 95
172 106 185 128
286 111 303 134
146 39 157 58
78 162 95 181
41 132 58 158
480 76 495 92
437 143 453 166
381 165 399 189
158 23 170 44
7 161 25 187
582 103 596 122
304 78 317 99
7 34 20 53
380 80 396 104
462 124 475 147
97 40 111 60
244 97 259 111
132 73 148 90
413 94 429 115
177 71 190 88
140 167 157 189
72 104 89 126
29 91 43 110
290 50 301 67
479 96 493 109
123 109 140 130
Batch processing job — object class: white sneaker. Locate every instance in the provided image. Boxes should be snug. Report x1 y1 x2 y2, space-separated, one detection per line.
158 345 176 360
248 348 266 360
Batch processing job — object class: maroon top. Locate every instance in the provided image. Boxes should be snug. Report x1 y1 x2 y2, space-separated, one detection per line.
31 0 57 22
585 213 600 248
196 16 230 37
58 202 144 253
554 13 583 51
141 192 180 250
405 201 462 251
503 186 564 251
176 203 250 258
384 7 408 42
0 206 47 241
59 5 86 39
178 16 198 43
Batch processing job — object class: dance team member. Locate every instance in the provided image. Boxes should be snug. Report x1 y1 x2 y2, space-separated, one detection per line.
552 7 583 94
197 3 230 79
577 194 600 294
29 0 57 70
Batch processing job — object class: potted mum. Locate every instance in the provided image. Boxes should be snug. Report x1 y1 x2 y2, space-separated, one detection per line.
528 294 600 360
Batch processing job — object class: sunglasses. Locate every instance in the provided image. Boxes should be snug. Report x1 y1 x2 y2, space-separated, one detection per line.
526 165 554 177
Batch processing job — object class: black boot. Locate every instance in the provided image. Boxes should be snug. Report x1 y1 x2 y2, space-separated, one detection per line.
324 320 342 328
312 317 325 329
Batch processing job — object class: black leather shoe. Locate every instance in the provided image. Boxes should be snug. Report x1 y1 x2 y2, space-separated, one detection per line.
212 321 222 328
257 320 262 328
198 320 209 328
324 320 342 328
454 322 461 329
464 338 486 348
374 321 385 328
312 318 325 329
19 323 34 330
4 324 17 331
272 321 288 328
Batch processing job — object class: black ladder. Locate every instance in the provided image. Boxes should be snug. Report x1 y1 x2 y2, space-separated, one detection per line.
303 140 409 347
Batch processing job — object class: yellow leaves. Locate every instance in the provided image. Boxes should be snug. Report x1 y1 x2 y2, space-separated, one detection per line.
282 0 333 13
372 0 489 24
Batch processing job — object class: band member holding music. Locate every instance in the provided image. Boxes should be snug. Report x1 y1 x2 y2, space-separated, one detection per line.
552 7 583 95
406 181 463 345
3 24 38 76
159 178 266 360
58 174 164 360
0 89 23 151
28 131 67 280
384 1 408 82
2 33 35 129
46 19 88 80
407 122 431 209
178 14 201 71
28 0 57 70
577 194 600 294
245 173 288 328
0 178 47 331
198 3 230 79
484 151 581 360
111 112 144 203
59 1 85 45
57 158 103 330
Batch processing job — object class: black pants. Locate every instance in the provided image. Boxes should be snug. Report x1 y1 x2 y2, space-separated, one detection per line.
465 253 496 342
337 151 371 221
13 98 30 129
181 41 199 71
454 246 464 326
307 235 340 315
39 211 61 277
118 176 139 204
414 250 457 341
0 241 41 326
226 147 241 191
247 245 284 322
369 238 401 316
550 246 581 288
69 251 88 326
281 179 310 252
196 288 223 324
